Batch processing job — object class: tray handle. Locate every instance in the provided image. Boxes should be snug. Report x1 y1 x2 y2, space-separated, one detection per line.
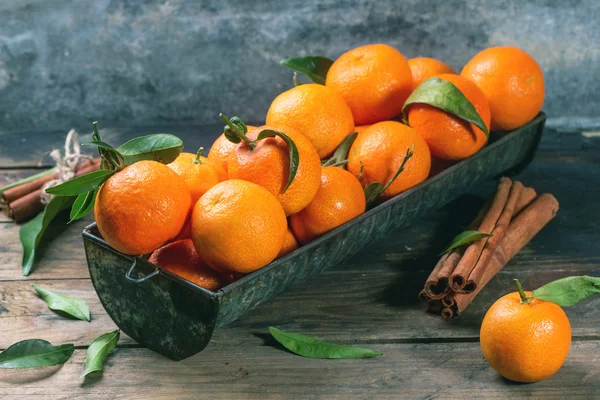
125 258 159 284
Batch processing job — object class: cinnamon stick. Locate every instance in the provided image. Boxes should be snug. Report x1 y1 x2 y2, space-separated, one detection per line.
1 159 98 205
451 177 513 291
5 160 101 222
459 181 525 292
450 193 559 316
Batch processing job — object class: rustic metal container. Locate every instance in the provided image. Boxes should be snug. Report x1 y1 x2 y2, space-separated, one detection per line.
83 113 546 360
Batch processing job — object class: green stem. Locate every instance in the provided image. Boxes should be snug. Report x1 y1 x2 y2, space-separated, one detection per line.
293 72 301 87
0 168 55 196
219 113 254 147
327 159 348 168
513 279 531 304
193 147 204 164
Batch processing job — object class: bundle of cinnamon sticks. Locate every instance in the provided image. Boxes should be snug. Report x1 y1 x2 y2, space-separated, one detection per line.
420 177 559 319
0 158 100 222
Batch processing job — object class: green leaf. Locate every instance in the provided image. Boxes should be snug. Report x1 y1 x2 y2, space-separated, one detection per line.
81 330 120 379
81 140 116 151
364 182 384 205
20 196 75 276
45 170 114 196
280 56 334 85
403 77 489 138
0 339 74 368
117 134 184 165
531 276 600 307
32 284 91 322
322 132 358 167
269 327 382 359
69 188 98 223
256 129 299 193
439 230 493 256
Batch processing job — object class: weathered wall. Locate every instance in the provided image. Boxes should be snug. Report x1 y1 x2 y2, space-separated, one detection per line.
0 0 598 131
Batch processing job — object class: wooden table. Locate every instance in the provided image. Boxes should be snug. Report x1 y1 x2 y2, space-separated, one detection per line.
0 125 598 399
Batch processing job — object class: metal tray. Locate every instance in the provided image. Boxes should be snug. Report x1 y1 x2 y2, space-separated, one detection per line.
83 113 546 360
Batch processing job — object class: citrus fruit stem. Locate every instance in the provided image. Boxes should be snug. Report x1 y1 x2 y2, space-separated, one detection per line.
193 147 204 164
513 279 531 304
219 113 254 148
292 72 301 87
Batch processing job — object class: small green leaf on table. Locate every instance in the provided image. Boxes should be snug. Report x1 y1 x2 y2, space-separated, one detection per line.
269 327 382 359
45 170 115 197
532 276 600 307
69 188 99 223
402 77 489 138
32 284 91 322
256 129 299 192
440 230 493 256
280 56 334 85
20 196 75 276
0 339 75 368
117 134 184 166
81 330 120 379
322 132 358 167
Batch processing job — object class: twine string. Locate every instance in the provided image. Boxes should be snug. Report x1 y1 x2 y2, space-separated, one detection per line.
40 129 93 204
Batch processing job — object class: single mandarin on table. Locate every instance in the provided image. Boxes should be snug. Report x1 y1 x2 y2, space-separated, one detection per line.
347 121 431 199
480 291 571 383
227 125 321 216
149 239 232 291
95 160 191 255
461 46 544 131
407 57 456 89
406 73 491 160
290 167 366 244
208 126 256 174
168 149 226 205
266 84 355 159
326 44 413 125
191 180 287 274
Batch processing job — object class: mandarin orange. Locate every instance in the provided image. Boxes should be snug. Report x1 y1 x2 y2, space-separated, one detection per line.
408 57 456 90
266 83 355 159
95 160 191 255
191 180 287 274
406 73 491 160
461 46 544 131
347 121 431 199
290 167 365 244
326 44 413 125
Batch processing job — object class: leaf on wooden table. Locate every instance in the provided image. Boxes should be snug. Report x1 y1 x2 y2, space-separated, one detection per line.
117 134 184 165
439 230 493 256
402 77 489 138
20 196 75 276
0 339 74 368
32 284 91 322
269 327 382 359
532 275 600 307
279 56 334 85
81 330 120 379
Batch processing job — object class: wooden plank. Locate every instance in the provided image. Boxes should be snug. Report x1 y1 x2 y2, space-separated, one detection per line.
0 217 92 281
2 255 598 350
0 126 598 168
0 280 134 348
0 341 597 399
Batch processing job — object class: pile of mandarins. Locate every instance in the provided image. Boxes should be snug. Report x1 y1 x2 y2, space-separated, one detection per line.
94 44 545 291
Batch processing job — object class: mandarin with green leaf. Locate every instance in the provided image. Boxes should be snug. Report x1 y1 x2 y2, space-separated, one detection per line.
480 282 571 383
406 74 491 160
95 160 191 255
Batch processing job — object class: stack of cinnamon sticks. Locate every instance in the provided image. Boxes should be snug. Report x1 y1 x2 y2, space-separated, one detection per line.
420 177 559 319
0 158 100 222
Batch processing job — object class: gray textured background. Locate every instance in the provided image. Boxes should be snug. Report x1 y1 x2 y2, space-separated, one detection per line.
0 0 598 132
